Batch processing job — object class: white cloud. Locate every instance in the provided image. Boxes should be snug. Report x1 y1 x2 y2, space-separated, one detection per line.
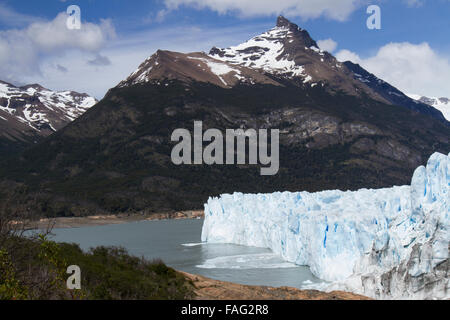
317 38 337 53
26 13 115 52
0 12 115 86
335 49 362 63
336 42 450 97
163 0 365 21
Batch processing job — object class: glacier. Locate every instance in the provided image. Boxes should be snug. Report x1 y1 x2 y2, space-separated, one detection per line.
201 152 449 299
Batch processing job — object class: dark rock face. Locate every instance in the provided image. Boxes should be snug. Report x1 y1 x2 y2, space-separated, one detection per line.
276 15 294 28
276 15 318 48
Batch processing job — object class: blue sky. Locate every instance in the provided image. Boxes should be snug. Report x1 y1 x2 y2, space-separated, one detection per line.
0 0 449 98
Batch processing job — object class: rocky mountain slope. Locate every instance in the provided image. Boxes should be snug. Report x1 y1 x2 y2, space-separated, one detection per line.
343 62 447 122
1 16 448 217
0 81 96 155
406 93 450 121
121 17 392 106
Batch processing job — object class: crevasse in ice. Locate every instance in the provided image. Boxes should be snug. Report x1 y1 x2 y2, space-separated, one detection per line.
201 152 449 299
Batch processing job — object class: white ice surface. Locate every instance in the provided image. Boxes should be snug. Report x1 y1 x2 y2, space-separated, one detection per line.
202 152 449 299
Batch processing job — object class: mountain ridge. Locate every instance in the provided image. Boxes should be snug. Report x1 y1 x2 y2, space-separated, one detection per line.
406 93 450 121
343 61 447 122
0 80 97 155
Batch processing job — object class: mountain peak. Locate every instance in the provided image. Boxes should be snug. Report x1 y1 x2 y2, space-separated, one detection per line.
206 16 324 80
274 16 318 49
20 83 47 92
276 15 299 30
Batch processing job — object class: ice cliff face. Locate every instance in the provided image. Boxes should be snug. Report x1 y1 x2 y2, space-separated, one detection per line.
201 152 449 299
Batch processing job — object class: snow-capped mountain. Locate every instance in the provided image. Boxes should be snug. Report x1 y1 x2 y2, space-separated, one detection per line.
406 94 450 121
120 16 447 123
121 16 390 104
208 15 362 91
0 80 97 135
209 16 318 79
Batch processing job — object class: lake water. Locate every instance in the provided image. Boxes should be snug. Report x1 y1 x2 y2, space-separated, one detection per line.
50 218 324 289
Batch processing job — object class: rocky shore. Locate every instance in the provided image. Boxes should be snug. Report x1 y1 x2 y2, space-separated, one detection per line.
181 272 371 300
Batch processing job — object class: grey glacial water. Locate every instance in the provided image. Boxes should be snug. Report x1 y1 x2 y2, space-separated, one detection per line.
50 218 323 289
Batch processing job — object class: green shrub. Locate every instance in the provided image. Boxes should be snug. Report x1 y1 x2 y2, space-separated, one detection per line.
0 249 28 300
0 236 194 300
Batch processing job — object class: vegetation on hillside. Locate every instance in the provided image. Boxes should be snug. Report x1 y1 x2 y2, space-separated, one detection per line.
0 200 194 300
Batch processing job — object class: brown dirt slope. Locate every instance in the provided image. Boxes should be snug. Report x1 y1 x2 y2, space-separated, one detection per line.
181 271 371 300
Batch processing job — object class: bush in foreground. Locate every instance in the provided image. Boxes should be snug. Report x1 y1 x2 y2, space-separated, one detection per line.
0 235 194 300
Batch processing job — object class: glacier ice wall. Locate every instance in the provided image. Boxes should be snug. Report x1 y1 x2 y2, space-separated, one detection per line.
201 152 449 299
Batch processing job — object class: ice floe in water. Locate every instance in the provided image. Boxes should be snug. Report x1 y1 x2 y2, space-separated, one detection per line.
181 243 205 247
196 253 297 269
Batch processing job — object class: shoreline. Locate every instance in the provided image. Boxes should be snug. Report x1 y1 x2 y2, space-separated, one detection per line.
181 271 371 300
31 210 204 229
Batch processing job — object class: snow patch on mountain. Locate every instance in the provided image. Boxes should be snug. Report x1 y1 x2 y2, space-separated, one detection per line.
202 152 449 299
188 56 242 86
209 26 308 78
